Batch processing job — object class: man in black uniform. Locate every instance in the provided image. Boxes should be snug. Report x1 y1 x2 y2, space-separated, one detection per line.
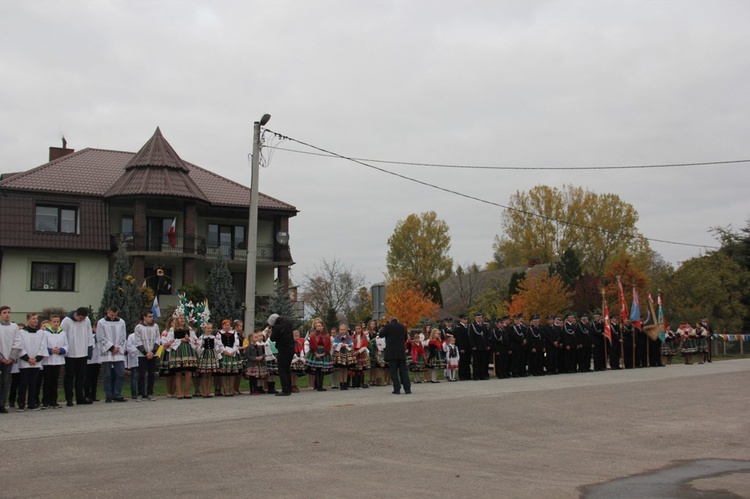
622 319 635 368
609 317 622 369
454 314 472 381
634 319 647 368
468 313 490 380
526 315 545 376
542 315 559 375
590 312 607 372
509 314 527 377
379 317 411 394
269 313 295 396
561 314 578 373
489 317 510 379
576 315 592 372
441 317 454 342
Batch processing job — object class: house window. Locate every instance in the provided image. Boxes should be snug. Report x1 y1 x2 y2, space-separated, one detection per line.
35 205 78 233
147 217 174 250
208 223 247 258
121 216 134 237
31 263 75 291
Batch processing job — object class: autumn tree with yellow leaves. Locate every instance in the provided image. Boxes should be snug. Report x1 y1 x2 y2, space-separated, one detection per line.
385 278 439 329
506 270 573 319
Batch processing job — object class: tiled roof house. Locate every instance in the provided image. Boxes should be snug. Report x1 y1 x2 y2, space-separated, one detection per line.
0 128 297 321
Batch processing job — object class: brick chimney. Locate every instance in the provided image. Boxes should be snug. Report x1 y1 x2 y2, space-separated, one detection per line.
49 136 74 162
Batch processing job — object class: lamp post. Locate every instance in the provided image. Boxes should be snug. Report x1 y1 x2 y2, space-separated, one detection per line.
244 114 271 329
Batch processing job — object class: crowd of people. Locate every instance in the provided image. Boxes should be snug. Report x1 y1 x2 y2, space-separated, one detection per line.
0 303 715 414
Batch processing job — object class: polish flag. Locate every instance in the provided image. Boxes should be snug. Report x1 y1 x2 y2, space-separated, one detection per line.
167 218 176 247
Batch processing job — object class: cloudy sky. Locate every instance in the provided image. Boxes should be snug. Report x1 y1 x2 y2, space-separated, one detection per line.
2 1 748 286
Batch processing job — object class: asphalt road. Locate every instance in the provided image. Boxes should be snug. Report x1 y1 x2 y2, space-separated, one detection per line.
2 360 749 498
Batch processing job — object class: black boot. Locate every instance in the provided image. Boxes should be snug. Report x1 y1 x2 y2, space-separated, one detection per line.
267 381 278 394
315 371 326 391
340 381 348 391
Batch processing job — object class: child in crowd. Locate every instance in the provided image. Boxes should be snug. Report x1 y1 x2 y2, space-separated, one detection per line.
244 332 268 395
167 313 198 399
17 313 47 411
42 315 67 409
85 323 101 402
290 330 305 393
305 319 332 391
262 327 278 394
218 320 241 396
332 324 354 390
410 330 428 383
426 328 446 383
444 335 459 382
125 330 139 399
158 316 176 398
350 323 370 389
196 323 221 397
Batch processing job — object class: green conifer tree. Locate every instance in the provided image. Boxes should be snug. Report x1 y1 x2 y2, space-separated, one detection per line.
261 284 298 330
206 253 239 325
99 241 143 333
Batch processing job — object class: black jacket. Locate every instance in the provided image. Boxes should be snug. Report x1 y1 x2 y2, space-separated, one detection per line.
379 319 408 361
270 317 295 351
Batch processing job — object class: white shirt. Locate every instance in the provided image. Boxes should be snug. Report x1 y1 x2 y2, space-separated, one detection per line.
96 317 127 363
42 327 69 366
61 314 94 358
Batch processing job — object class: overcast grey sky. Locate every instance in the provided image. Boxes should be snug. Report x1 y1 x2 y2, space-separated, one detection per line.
2 1 748 286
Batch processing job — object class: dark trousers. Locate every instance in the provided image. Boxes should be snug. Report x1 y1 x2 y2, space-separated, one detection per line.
527 350 544 376
18 368 41 408
472 349 488 379
42 364 62 406
510 350 526 377
493 352 509 378
64 356 88 402
276 349 294 394
609 343 621 369
0 362 12 408
388 358 411 393
137 357 157 397
592 341 607 371
85 363 100 400
458 350 472 380
578 346 592 372
544 347 558 374
623 339 634 368
562 348 577 373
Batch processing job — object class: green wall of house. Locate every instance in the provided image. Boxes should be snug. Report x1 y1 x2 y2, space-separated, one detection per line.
0 250 109 323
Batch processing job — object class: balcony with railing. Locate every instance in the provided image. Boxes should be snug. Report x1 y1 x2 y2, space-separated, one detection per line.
112 233 275 262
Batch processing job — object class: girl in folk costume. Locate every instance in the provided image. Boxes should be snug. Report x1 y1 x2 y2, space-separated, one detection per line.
409 329 428 383
421 325 432 382
366 320 382 387
167 312 199 399
196 323 222 397
350 323 370 389
303 328 314 390
444 335 460 381
244 332 268 395
218 320 242 396
232 320 246 395
662 325 677 366
262 326 279 394
329 327 340 389
158 316 176 397
332 324 355 390
41 315 68 409
426 328 446 383
305 318 333 391
695 323 709 364
290 330 306 393
679 322 696 365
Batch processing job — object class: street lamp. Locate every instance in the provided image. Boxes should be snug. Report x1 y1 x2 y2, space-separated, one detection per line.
244 114 271 328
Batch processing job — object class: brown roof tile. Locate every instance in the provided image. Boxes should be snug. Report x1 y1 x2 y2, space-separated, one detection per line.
0 134 297 213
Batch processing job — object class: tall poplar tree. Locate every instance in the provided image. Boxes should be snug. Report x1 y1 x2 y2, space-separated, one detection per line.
386 211 453 285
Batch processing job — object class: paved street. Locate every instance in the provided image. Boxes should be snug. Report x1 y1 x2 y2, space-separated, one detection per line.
2 359 749 498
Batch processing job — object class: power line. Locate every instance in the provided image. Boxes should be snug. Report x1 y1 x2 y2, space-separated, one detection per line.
268 145 750 171
264 128 720 251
